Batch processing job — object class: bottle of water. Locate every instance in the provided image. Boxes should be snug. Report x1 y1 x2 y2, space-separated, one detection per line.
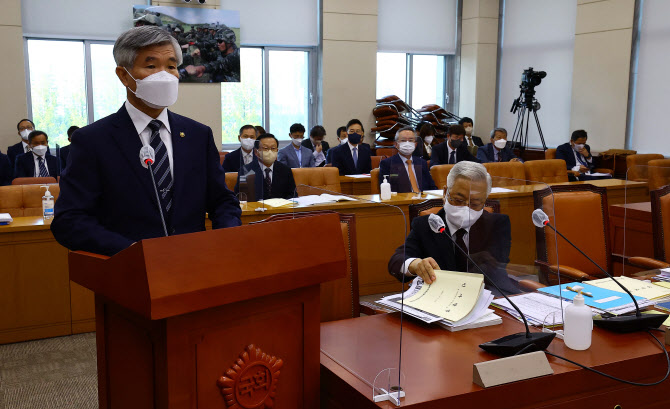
41 185 54 220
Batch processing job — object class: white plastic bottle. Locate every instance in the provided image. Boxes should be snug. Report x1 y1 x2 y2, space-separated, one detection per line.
380 175 392 200
563 288 593 350
41 185 55 220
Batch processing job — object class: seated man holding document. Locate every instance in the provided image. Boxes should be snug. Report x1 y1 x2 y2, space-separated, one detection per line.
388 161 519 296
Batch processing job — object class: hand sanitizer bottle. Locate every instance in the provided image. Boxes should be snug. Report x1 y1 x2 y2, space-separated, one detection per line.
380 175 392 200
41 185 55 220
564 286 593 350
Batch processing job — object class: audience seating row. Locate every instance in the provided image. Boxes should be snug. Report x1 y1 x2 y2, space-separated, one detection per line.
0 183 60 216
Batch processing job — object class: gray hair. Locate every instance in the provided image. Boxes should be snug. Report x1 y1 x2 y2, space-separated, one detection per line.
446 161 492 197
113 26 183 69
395 126 418 141
489 127 507 140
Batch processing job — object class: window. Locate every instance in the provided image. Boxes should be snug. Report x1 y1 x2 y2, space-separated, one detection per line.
376 52 454 112
221 47 314 146
26 39 126 148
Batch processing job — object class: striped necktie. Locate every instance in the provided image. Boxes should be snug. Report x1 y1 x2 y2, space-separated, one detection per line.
147 120 173 217
38 156 49 177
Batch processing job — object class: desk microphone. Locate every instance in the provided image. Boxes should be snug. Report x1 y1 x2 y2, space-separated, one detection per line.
532 209 667 332
139 145 169 237
428 213 555 357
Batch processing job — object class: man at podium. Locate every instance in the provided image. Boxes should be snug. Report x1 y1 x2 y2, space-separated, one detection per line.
52 26 241 256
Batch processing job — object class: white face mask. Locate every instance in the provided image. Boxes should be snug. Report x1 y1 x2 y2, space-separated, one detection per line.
240 138 255 151
20 129 32 141
465 126 473 136
291 137 303 147
443 201 484 229
494 139 507 150
32 145 48 157
424 135 434 145
573 143 585 151
397 141 416 156
340 137 348 145
260 150 277 166
125 68 179 109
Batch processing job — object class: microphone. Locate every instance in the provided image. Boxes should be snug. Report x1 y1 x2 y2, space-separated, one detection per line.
427 213 555 357
139 145 168 237
532 209 668 332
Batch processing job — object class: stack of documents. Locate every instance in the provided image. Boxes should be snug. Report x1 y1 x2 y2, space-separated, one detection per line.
258 198 294 208
586 276 670 304
653 268 670 282
0 213 12 225
491 292 585 327
292 194 358 207
377 271 501 331
538 282 654 315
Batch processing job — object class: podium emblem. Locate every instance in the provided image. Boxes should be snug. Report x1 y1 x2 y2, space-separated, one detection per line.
217 344 283 409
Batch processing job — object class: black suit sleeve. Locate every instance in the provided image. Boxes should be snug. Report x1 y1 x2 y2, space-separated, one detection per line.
555 145 572 169
204 127 242 229
331 146 347 175
388 217 430 282
0 154 11 186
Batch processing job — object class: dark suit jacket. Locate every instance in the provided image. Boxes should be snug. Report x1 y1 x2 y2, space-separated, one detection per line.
429 141 480 167
329 143 372 175
222 147 253 173
476 143 521 163
0 152 12 186
7 142 51 169
59 145 71 171
555 142 594 172
469 135 484 147
234 159 296 200
14 152 60 179
379 154 437 193
51 105 242 257
388 208 519 295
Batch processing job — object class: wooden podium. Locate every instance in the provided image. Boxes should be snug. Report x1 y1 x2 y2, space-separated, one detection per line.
69 214 347 409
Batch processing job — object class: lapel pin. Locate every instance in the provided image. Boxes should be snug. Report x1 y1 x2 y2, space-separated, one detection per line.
180 132 185 138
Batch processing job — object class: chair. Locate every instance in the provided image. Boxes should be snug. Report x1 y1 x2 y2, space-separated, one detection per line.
647 159 670 191
224 172 237 192
429 164 454 190
371 155 385 170
219 151 229 166
11 177 58 185
523 159 569 184
251 211 359 322
408 198 501 224
0 183 60 217
291 167 341 195
533 184 611 284
370 168 380 195
483 162 527 187
628 185 670 270
625 154 664 182
544 149 557 160
375 147 397 158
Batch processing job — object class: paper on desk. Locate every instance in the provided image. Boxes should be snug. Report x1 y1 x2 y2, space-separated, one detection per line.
0 213 12 225
586 172 612 177
641 310 670 326
423 189 445 197
404 270 484 322
259 198 294 208
292 194 358 207
489 187 516 193
587 276 670 301
344 174 371 178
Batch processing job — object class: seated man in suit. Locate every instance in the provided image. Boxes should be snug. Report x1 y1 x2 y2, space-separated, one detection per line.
59 125 79 171
388 161 519 296
556 129 602 181
476 128 522 163
0 151 12 186
379 126 436 193
430 124 480 167
7 119 35 169
329 119 372 175
14 131 60 179
326 126 348 164
51 25 241 257
459 116 484 156
235 133 296 200
278 123 316 168
302 125 329 167
222 124 258 172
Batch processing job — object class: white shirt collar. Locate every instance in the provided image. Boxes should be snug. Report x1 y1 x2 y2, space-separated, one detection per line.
22 141 29 151
399 154 413 165
444 208 472 237
348 142 359 152
125 100 171 135
259 161 274 172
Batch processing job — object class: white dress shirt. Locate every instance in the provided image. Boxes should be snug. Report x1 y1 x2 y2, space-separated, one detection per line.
125 100 173 176
572 148 592 168
242 149 254 166
311 142 326 166
22 141 30 153
32 152 49 177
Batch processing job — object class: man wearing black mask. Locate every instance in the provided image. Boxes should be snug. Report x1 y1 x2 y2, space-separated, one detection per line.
429 124 480 167
329 119 372 175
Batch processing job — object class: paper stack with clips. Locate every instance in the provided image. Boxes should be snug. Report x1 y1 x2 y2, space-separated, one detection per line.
377 270 501 331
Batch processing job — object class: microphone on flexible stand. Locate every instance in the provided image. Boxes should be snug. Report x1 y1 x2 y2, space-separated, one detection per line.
428 213 555 357
140 145 169 237
532 209 667 332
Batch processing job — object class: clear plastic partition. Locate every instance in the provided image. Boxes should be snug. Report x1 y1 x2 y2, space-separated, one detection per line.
621 164 670 278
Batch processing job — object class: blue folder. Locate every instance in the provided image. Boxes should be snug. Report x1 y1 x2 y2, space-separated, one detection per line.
538 282 646 311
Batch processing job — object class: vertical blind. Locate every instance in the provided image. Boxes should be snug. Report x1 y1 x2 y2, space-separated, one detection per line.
377 0 458 54
497 0 577 148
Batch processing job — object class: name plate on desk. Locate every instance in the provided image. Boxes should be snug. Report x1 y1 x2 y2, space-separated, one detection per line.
473 351 553 388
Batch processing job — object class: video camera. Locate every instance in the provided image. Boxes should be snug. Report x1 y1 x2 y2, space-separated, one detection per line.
520 67 547 92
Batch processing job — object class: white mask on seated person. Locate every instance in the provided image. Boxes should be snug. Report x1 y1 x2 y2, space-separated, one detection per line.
494 139 507 150
573 143 585 151
260 150 277 166
20 129 31 141
424 136 434 145
240 138 255 151
398 142 415 156
340 137 348 145
124 68 179 109
291 138 302 147
443 201 483 230
32 145 48 157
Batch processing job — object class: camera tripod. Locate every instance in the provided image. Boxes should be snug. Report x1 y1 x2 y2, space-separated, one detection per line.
510 91 547 151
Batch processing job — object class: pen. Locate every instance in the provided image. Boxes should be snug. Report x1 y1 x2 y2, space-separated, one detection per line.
566 286 593 297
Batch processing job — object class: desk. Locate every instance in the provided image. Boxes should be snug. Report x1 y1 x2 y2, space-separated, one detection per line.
610 202 653 275
321 313 670 408
0 218 94 344
340 175 372 195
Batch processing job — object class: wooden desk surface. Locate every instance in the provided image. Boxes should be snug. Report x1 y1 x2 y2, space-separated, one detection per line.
611 201 652 213
321 313 670 408
0 216 51 233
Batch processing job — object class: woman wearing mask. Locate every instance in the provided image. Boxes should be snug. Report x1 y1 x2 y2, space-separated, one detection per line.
418 122 439 160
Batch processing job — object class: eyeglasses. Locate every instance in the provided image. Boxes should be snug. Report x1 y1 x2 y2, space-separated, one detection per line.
216 39 225 44
259 147 278 153
348 130 363 135
446 190 485 211
18 126 34 131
